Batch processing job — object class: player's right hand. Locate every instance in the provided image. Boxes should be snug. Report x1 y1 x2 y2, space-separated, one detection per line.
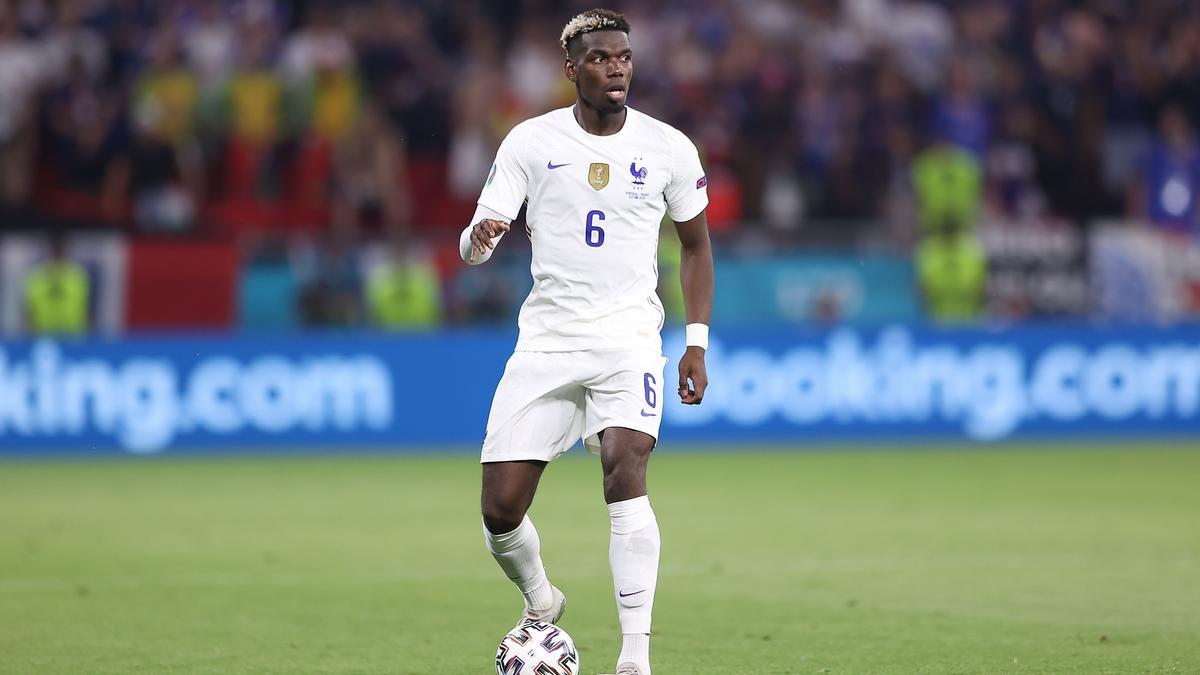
469 219 510 262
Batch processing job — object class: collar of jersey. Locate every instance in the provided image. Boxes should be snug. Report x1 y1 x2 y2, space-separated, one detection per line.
565 105 636 141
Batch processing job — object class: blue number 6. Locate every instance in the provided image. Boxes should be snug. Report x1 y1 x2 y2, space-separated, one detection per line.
643 373 657 408
585 210 605 247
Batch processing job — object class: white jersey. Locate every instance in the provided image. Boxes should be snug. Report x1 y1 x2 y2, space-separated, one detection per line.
477 106 708 352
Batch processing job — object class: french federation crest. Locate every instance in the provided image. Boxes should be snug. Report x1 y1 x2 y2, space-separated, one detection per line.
630 160 647 185
588 162 610 191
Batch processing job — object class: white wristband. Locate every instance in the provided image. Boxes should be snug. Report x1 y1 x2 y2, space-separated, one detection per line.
460 205 511 265
459 223 504 265
685 323 709 350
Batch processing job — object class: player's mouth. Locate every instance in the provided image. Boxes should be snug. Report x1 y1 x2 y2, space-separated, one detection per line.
605 86 627 104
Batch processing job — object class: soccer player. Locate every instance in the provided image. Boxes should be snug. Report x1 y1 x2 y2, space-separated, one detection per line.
460 9 713 675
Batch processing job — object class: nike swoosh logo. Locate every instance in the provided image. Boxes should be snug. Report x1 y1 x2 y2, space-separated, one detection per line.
618 589 647 598
547 161 571 170
640 409 657 417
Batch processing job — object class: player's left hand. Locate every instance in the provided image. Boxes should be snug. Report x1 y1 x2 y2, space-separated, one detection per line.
678 346 707 405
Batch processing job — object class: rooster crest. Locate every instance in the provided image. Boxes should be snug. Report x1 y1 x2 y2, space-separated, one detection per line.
629 161 648 185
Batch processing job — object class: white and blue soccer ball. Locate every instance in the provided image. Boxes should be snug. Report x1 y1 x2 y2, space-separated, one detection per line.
495 619 579 675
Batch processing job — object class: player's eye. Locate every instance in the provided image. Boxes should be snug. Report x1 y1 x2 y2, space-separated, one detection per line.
620 54 631 62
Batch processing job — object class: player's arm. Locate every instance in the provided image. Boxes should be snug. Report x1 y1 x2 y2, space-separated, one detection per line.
460 124 529 265
675 210 713 405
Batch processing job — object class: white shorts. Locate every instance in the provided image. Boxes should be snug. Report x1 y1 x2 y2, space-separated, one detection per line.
480 349 669 463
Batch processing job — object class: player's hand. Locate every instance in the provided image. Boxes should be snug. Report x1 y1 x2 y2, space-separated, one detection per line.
677 346 707 405
469 219 510 262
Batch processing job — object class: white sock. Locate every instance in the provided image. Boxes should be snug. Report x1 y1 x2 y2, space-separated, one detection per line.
483 515 554 611
619 633 651 672
608 495 658 672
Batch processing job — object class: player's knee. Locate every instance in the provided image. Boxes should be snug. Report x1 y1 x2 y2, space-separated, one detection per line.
602 462 646 503
481 498 526 534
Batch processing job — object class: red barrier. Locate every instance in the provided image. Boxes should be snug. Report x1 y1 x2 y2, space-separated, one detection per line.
125 239 237 330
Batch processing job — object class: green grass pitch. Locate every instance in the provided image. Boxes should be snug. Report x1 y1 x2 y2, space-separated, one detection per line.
2 445 1198 674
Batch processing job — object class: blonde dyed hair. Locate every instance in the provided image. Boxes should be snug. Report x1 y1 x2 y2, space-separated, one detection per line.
560 8 631 53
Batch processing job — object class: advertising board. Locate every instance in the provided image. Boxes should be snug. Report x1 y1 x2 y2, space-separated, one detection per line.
1 326 1197 456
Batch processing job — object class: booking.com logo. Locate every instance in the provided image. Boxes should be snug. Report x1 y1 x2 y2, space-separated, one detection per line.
665 327 1200 440
0 342 393 453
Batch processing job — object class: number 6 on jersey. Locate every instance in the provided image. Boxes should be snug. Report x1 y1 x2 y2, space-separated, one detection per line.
585 210 606 248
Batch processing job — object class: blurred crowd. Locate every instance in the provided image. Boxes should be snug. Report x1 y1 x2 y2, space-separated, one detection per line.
2 0 1198 233
4 0 1200 331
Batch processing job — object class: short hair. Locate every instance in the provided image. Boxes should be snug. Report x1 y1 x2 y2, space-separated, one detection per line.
560 8 631 55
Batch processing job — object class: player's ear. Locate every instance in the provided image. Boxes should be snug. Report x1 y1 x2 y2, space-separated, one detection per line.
564 57 577 83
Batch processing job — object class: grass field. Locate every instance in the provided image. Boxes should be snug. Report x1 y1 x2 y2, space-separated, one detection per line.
1 445 1198 674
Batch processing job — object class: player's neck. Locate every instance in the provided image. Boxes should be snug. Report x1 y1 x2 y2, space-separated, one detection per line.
573 101 627 137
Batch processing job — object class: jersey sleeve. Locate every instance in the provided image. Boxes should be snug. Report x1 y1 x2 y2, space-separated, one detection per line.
476 123 530 221
664 131 709 222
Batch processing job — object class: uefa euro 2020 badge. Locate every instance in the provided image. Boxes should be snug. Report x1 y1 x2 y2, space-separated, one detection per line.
626 158 649 200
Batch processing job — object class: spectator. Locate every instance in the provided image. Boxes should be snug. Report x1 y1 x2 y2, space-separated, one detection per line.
124 25 202 232
182 0 237 94
355 2 450 155
209 13 284 200
448 60 500 200
1028 8 1112 222
295 231 362 328
280 3 353 86
449 257 517 325
984 61 1043 219
93 0 158 86
912 137 983 234
289 11 358 153
39 0 107 87
879 0 955 93
282 9 360 227
504 18 573 122
24 232 90 335
133 26 199 144
0 8 41 214
915 218 987 323
42 52 126 221
365 238 442 330
289 47 358 146
332 103 410 234
1134 104 1200 236
930 58 990 157
223 14 284 146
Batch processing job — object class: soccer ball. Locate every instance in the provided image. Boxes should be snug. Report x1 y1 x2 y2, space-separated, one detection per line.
495 619 579 675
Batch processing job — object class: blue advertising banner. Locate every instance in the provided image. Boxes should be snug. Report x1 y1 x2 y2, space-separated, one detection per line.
1 325 1198 456
0 332 510 456
662 325 1200 443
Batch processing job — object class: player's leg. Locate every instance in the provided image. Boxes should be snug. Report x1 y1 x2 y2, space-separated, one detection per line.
479 351 584 623
581 350 668 675
481 460 545 534
600 427 659 675
481 460 563 620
